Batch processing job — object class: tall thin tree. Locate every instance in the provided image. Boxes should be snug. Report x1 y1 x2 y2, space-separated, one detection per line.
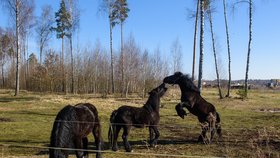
66 0 80 94
1 0 34 96
207 1 223 99
234 0 253 98
192 0 200 81
223 0 232 97
52 0 71 93
197 0 205 91
100 0 116 93
244 0 253 97
111 0 130 95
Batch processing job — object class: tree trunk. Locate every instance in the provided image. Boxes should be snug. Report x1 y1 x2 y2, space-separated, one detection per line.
208 5 223 99
1 63 4 87
110 21 115 94
39 40 43 65
223 0 232 97
192 0 200 81
197 0 204 91
70 35 74 93
15 0 20 96
244 0 253 97
121 21 125 96
61 36 66 94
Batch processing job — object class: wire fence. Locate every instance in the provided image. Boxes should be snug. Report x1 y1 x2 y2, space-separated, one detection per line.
1 120 280 157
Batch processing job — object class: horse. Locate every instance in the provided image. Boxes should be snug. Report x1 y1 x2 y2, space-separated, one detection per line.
49 103 102 158
108 83 167 152
163 72 222 143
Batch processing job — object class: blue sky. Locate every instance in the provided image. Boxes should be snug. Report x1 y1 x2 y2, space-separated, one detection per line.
0 0 279 80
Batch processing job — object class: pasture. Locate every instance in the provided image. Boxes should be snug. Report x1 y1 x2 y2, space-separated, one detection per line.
0 88 279 157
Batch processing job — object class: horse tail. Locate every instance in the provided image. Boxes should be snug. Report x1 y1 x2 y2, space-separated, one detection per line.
215 112 222 138
108 110 118 146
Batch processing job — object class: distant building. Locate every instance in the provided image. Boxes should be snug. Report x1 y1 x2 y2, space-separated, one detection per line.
267 79 279 88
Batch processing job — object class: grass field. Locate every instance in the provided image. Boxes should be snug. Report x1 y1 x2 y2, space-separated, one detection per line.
0 88 279 158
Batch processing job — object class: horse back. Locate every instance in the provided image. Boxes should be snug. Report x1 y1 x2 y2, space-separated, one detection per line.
112 105 156 127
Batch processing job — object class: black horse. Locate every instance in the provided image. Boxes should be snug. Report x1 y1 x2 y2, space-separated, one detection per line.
49 103 102 158
108 83 167 152
163 72 222 143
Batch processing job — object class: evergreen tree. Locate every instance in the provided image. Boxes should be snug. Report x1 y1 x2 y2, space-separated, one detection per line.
51 0 71 93
111 0 130 95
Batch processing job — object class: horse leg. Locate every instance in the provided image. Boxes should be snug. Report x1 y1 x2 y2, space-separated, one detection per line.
216 123 222 141
82 137 89 158
112 125 121 151
175 103 187 119
74 138 84 158
122 125 132 152
208 112 216 143
198 122 209 144
149 126 154 145
149 126 160 147
215 112 222 140
93 124 102 158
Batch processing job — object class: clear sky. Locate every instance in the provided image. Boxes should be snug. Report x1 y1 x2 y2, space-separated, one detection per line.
0 0 279 80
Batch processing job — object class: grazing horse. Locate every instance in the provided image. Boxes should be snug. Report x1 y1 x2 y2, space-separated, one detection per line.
163 72 222 143
49 103 102 158
108 83 167 152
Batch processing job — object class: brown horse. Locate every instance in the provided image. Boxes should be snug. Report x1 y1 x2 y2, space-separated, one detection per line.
163 72 222 143
49 103 102 158
108 83 167 152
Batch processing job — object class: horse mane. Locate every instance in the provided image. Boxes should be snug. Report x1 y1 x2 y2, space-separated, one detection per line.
50 105 76 148
180 73 200 93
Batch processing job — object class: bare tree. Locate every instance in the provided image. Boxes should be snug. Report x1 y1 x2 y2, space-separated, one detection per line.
207 1 223 99
171 37 183 73
233 0 253 98
36 5 54 65
1 0 35 96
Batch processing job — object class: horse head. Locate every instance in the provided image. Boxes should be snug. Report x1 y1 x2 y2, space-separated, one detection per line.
163 72 200 93
146 83 167 111
148 83 167 97
163 71 184 85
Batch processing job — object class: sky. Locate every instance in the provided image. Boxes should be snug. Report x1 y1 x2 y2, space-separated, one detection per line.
0 0 279 80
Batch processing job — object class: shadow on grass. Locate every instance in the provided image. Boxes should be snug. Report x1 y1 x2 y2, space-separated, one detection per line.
7 110 56 117
0 96 39 102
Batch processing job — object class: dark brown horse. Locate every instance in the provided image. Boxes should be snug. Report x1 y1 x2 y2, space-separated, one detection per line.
108 83 167 152
49 103 102 158
163 72 222 143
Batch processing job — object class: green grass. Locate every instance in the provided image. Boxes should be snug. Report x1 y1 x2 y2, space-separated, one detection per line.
0 88 280 157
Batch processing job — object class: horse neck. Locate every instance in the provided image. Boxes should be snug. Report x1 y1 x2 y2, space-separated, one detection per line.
178 82 198 101
144 95 160 113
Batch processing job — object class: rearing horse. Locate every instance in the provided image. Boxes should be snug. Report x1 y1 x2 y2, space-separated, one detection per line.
163 72 222 143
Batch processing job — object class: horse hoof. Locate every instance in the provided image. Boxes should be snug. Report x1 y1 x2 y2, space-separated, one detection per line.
112 146 118 151
125 148 132 152
197 135 204 143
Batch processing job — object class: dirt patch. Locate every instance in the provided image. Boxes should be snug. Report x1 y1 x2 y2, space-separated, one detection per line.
0 117 13 122
259 108 280 113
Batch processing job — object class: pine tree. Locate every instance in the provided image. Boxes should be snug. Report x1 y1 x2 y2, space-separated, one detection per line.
51 0 71 93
